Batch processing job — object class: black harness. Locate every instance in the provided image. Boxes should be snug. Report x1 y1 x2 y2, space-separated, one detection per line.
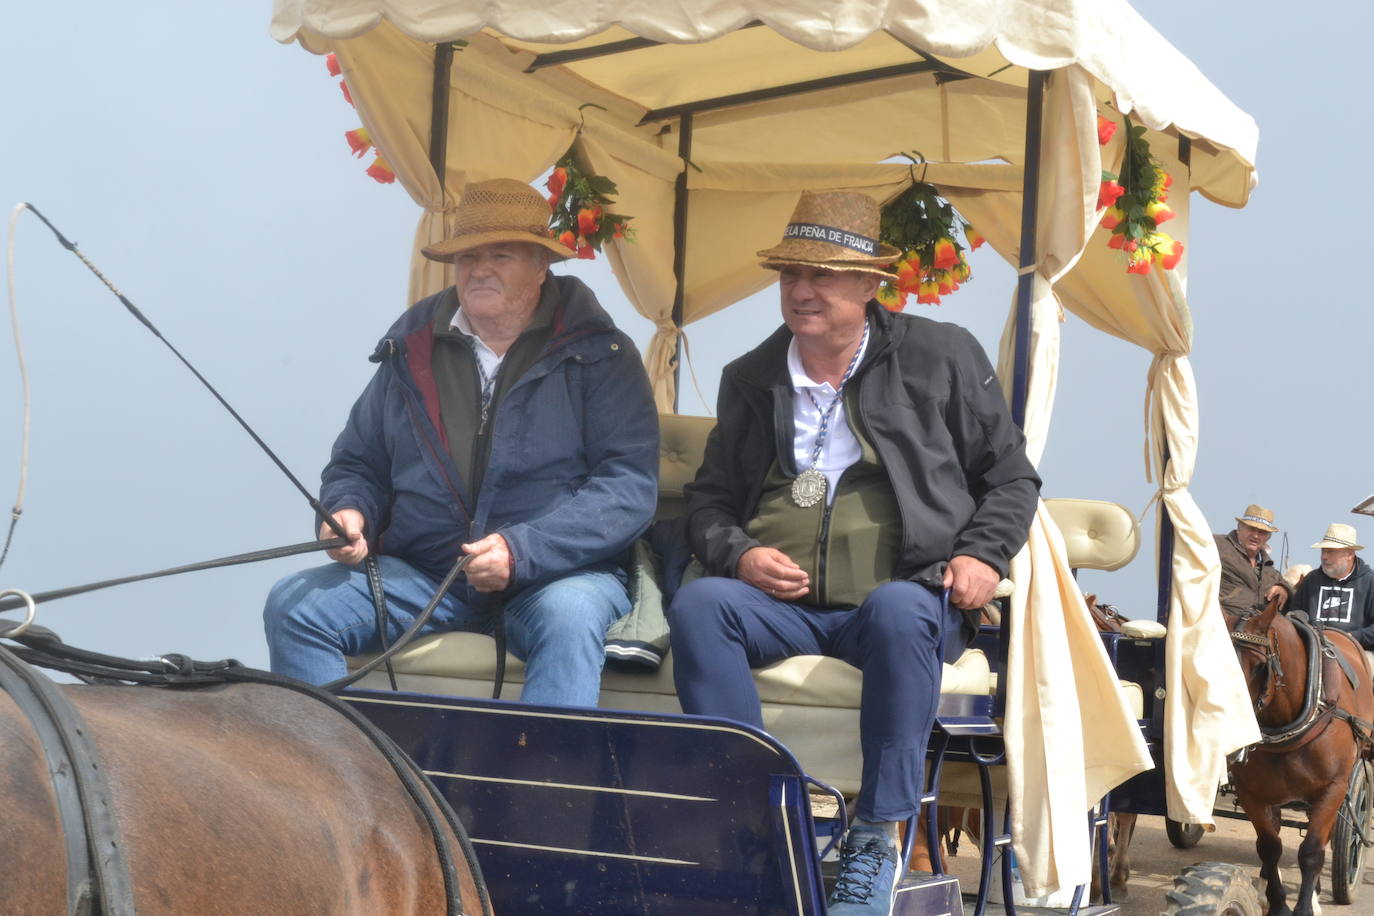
0 623 490 916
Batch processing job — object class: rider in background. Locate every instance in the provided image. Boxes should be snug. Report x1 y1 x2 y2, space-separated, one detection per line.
1214 504 1290 616
1288 523 1374 659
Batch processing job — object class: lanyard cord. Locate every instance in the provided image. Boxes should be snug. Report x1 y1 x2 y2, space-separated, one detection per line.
800 321 869 472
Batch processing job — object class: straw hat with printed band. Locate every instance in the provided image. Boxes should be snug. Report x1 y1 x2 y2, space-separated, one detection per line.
757 190 901 280
1234 504 1279 534
1313 523 1364 551
422 178 573 263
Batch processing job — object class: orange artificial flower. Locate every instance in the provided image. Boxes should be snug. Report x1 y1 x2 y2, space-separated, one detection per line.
576 206 602 237
876 284 906 312
932 238 958 270
558 230 577 250
1145 201 1175 225
345 128 372 158
917 280 941 305
1100 206 1125 230
1097 116 1117 146
1107 233 1126 250
1097 180 1125 210
326 53 341 77
366 156 396 184
546 167 568 199
576 243 595 260
966 229 985 251
340 80 353 106
1126 255 1152 275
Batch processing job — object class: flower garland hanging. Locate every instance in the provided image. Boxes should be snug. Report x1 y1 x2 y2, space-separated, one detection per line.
544 151 635 260
1098 114 1183 274
326 52 395 184
876 166 983 310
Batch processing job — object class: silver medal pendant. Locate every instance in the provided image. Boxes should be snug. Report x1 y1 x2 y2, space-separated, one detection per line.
791 467 827 508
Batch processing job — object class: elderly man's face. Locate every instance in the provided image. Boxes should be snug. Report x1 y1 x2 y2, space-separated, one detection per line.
778 265 879 349
1321 547 1356 579
1235 523 1272 559
454 242 548 320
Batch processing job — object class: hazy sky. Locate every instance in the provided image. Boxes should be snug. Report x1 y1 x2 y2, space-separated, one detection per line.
0 2 1369 668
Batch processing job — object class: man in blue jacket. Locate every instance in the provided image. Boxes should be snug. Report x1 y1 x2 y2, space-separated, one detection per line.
264 178 658 706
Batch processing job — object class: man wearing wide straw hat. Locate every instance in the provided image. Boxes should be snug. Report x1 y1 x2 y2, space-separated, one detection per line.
668 190 1039 914
1213 504 1291 618
264 178 658 705
1289 523 1374 651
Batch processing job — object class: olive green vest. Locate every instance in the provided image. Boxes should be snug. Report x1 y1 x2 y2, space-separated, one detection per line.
745 394 902 608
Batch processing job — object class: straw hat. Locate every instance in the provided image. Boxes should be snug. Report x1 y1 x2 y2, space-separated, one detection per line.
1313 523 1364 551
1234 504 1278 533
421 178 572 263
757 190 901 279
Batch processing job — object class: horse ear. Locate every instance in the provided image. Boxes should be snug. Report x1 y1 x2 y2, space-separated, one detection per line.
1257 591 1283 628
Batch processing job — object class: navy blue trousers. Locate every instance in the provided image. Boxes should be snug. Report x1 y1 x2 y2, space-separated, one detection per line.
667 578 965 822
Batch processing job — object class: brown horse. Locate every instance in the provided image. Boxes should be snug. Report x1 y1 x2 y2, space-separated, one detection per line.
1226 593 1374 916
0 677 490 915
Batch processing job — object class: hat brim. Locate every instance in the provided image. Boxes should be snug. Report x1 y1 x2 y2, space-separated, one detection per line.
422 230 573 263
759 256 895 281
1312 539 1365 550
1235 517 1279 533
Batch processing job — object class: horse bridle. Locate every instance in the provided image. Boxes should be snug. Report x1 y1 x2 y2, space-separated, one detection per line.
1228 606 1285 713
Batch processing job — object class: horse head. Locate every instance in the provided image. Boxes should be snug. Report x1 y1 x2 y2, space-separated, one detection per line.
1225 592 1288 714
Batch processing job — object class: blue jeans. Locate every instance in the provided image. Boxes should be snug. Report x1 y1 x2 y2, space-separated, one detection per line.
667 578 964 822
263 555 629 707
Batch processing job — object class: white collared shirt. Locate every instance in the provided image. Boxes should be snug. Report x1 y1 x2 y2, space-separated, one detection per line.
787 331 869 504
451 308 504 385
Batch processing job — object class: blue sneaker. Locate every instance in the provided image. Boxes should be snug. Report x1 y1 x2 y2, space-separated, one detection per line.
828 825 900 914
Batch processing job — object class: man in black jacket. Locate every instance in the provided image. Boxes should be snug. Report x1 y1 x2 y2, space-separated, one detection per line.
1289 523 1374 650
667 190 1040 915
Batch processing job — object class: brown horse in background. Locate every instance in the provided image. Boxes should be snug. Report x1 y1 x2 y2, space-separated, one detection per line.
0 678 490 915
1226 593 1374 916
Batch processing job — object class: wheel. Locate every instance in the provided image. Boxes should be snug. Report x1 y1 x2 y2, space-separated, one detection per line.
1331 759 1372 905
1165 817 1204 849
1162 862 1263 916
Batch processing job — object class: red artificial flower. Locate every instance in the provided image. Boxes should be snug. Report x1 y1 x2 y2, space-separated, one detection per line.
895 259 919 291
577 243 595 260
558 230 577 250
1100 206 1124 230
366 156 396 184
547 193 559 209
345 127 372 158
1097 116 1117 146
966 229 985 251
1146 201 1175 225
612 222 625 239
576 206 602 238
1160 239 1184 270
876 284 905 312
917 279 941 305
1126 256 1152 275
546 166 568 199
932 238 958 270
340 80 353 106
1097 180 1125 210
326 53 341 77
1107 233 1126 250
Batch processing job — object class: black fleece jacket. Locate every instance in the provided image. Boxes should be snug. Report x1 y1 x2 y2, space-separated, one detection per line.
1290 556 1374 649
684 302 1041 589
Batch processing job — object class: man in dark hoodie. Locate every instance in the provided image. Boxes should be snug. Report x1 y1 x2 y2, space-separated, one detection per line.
1214 504 1290 617
1289 523 1374 650
263 178 658 706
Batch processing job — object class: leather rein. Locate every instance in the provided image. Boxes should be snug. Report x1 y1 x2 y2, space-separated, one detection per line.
1228 609 1374 753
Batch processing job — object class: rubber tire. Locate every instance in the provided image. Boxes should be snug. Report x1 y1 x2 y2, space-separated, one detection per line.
1165 817 1205 849
1331 759 1372 905
1162 862 1263 916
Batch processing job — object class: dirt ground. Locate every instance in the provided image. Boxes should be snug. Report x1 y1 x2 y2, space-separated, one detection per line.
936 812 1374 914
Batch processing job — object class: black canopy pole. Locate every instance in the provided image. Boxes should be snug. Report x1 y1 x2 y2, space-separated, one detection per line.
669 112 694 414
429 42 455 194
1010 70 1047 430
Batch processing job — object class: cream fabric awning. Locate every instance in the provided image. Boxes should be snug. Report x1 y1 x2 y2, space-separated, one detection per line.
271 1 1261 898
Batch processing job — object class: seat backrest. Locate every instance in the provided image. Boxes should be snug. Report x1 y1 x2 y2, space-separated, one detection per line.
1043 498 1140 571
657 413 716 520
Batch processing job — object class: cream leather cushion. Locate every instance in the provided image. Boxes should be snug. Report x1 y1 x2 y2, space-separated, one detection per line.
656 413 715 520
1044 498 1139 571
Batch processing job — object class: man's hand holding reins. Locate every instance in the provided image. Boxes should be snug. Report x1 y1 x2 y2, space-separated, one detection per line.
738 546 810 601
321 509 368 565
1265 584 1289 609
463 533 513 592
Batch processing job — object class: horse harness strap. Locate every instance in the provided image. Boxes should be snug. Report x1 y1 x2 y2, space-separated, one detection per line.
1244 615 1374 754
0 637 135 915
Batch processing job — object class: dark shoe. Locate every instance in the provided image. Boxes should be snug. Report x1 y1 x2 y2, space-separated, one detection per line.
828 824 900 915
